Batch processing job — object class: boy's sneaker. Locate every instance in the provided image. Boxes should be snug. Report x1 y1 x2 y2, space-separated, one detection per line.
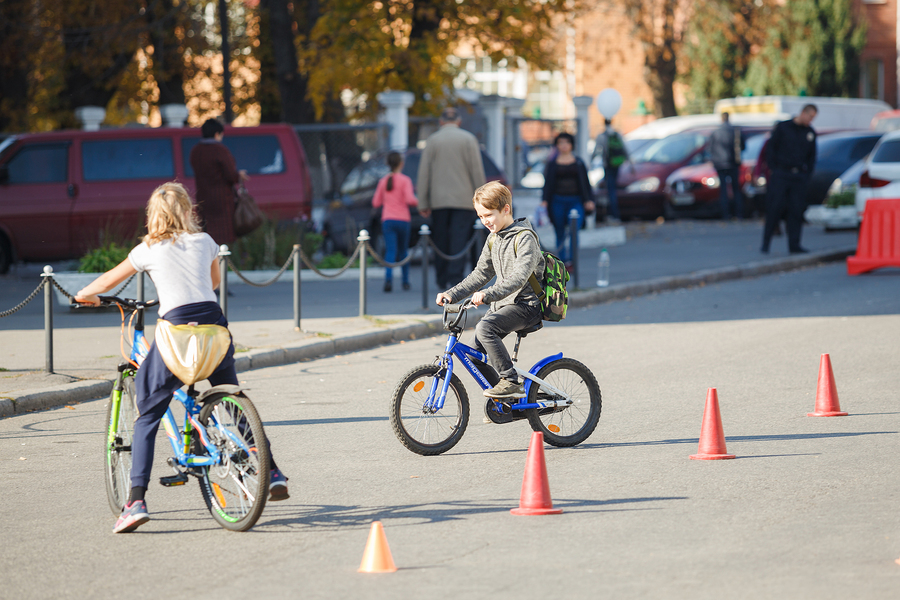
269 468 290 501
483 379 525 399
113 500 150 534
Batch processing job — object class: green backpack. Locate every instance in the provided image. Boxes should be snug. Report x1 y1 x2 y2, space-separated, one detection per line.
489 230 569 322
607 132 626 168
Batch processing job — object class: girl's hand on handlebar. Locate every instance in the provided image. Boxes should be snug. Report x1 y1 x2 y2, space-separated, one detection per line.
436 292 452 306
73 293 101 307
470 291 486 306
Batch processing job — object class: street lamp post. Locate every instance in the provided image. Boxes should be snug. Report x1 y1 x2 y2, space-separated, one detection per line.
219 0 233 123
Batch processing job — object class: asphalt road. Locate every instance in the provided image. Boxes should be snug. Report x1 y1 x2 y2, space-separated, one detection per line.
1 263 899 599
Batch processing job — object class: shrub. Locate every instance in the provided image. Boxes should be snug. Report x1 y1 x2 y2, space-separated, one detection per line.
824 190 856 208
230 217 322 271
78 241 131 273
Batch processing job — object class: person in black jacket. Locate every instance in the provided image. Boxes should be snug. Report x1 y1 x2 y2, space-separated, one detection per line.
762 104 818 254
708 112 745 219
541 132 594 267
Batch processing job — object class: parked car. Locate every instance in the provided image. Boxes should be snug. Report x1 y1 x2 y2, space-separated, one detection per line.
804 157 866 231
323 147 507 254
742 129 879 214
870 109 900 132
855 129 900 222
0 124 313 273
662 131 768 218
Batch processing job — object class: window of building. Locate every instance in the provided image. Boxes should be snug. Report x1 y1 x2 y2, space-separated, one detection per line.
82 139 174 181
862 59 884 101
6 143 68 184
182 135 285 177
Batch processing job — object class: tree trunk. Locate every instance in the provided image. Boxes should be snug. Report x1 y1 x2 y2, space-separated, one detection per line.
147 0 185 106
260 0 316 123
0 0 30 131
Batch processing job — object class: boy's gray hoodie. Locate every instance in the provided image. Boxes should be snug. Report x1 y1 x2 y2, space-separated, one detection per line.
447 217 544 311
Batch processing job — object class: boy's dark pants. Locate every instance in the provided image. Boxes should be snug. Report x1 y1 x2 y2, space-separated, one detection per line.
131 301 238 489
474 303 542 382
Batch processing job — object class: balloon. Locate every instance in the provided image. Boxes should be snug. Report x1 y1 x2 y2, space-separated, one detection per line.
596 89 622 119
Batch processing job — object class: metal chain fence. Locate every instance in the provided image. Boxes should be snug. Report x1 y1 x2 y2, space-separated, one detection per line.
0 279 45 318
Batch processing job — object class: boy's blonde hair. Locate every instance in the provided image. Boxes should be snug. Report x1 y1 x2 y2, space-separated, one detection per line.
472 180 511 211
144 182 201 245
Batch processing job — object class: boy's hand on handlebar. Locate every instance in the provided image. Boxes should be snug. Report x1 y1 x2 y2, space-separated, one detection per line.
435 292 452 306
470 291 486 306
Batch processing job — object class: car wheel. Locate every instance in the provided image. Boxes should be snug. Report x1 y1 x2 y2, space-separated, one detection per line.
0 233 11 274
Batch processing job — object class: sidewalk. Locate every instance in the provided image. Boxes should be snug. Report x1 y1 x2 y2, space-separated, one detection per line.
0 213 858 418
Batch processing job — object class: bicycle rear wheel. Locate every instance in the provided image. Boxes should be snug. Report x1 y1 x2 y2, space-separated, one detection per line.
525 358 601 447
104 375 137 515
390 364 469 456
196 392 270 531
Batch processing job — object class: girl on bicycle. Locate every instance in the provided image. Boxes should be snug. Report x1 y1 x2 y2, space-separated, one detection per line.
75 182 288 534
372 151 418 292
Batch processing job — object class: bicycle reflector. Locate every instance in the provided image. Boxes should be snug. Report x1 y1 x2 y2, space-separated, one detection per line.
547 424 560 433
413 381 425 392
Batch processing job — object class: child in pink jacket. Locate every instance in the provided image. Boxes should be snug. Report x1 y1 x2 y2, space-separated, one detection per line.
372 151 419 291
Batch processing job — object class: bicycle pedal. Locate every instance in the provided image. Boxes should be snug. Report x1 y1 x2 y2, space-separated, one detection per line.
159 472 189 487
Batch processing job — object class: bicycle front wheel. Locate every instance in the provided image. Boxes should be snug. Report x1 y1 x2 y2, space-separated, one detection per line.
104 375 137 515
390 364 469 456
196 392 270 532
525 358 601 447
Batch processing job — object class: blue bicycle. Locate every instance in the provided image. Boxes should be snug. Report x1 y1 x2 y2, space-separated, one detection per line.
90 296 270 531
390 299 601 455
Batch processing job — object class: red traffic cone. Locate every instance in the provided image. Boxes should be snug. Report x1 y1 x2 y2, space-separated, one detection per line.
511 432 563 515
689 388 735 460
358 521 397 573
808 354 848 417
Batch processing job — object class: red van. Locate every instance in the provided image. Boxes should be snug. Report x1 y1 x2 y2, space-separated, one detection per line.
0 124 312 273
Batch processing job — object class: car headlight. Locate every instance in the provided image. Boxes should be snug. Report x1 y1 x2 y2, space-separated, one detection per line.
701 176 720 188
625 176 660 193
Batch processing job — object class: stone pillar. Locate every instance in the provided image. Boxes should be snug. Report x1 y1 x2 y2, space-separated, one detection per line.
377 91 415 151
573 96 594 163
73 106 106 131
479 95 506 169
503 98 526 186
160 104 189 127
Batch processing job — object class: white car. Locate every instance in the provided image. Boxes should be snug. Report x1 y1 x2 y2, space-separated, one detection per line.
855 129 900 221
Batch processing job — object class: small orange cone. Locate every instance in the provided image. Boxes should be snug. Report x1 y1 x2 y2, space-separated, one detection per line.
358 521 397 573
808 354 848 417
511 432 563 515
689 388 735 460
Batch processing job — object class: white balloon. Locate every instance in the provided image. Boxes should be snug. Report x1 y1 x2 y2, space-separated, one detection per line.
596 89 622 119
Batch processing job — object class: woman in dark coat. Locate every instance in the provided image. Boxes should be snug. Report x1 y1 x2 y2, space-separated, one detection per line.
541 132 594 266
189 118 246 245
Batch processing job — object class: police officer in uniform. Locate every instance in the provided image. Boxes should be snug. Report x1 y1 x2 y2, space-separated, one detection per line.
761 104 817 254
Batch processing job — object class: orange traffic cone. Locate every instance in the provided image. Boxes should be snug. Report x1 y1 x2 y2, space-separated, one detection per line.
358 521 397 573
511 432 563 515
808 354 848 417
689 388 736 460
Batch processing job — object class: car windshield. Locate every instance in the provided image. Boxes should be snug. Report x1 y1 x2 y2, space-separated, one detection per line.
0 136 17 162
742 134 767 162
632 133 706 164
871 139 900 163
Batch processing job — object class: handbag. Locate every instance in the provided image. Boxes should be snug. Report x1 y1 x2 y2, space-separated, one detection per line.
233 183 264 237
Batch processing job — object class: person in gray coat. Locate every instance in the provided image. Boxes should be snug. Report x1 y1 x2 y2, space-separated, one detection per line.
436 182 544 400
708 112 745 219
417 107 486 289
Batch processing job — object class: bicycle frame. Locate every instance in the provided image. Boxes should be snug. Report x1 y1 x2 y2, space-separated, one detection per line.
108 305 246 472
427 328 574 413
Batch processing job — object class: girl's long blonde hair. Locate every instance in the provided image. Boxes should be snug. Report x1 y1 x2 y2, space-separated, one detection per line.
143 182 201 245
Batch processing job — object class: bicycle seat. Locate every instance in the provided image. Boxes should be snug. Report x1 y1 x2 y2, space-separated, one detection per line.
515 321 543 338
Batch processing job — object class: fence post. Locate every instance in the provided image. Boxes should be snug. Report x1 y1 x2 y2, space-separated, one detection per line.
569 209 580 289
218 245 230 319
41 266 54 373
137 271 145 303
358 230 369 317
292 244 301 331
419 224 431 310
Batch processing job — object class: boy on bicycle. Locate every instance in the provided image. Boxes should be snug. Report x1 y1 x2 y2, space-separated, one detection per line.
436 181 544 399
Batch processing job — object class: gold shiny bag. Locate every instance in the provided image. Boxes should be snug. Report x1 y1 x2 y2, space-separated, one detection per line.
154 320 232 385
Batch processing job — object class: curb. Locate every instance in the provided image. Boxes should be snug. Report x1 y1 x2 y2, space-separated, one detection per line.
0 247 855 418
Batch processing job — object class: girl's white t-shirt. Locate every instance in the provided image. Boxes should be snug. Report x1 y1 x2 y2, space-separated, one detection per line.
128 232 219 317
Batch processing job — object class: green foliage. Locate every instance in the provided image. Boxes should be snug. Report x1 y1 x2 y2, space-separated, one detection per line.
78 241 131 273
825 190 856 208
229 217 322 271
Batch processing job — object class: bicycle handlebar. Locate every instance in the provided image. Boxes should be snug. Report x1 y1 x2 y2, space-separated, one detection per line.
442 298 475 330
71 296 159 310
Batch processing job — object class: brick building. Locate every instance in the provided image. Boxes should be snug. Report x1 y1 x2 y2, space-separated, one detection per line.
859 0 898 108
